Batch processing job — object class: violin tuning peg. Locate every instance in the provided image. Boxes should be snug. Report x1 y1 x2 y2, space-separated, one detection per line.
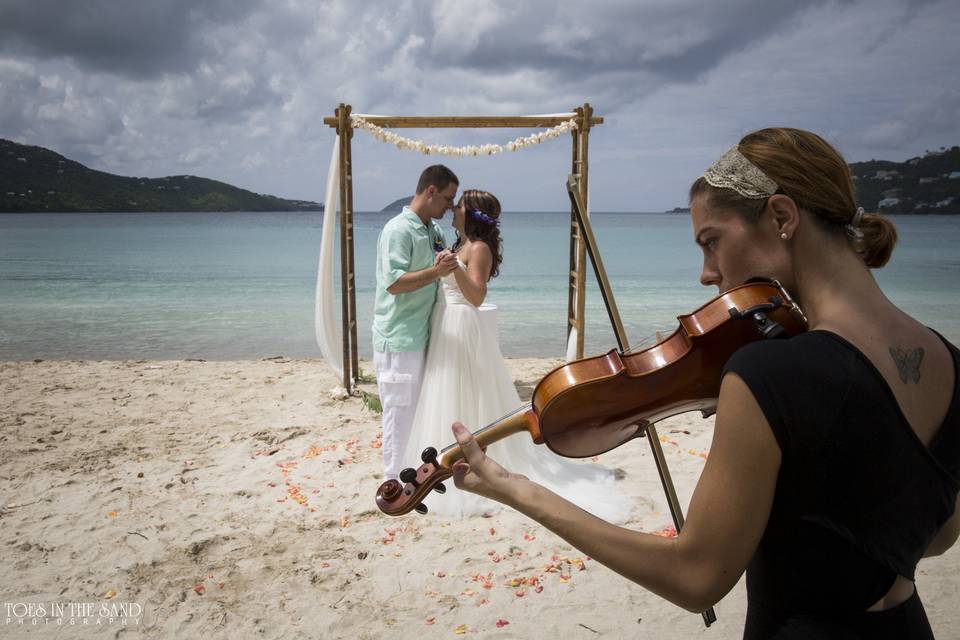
420 446 438 464
414 503 428 515
399 467 419 486
433 482 446 494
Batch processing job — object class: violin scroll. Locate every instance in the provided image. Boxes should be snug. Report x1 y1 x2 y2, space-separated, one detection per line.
376 411 539 516
375 446 454 516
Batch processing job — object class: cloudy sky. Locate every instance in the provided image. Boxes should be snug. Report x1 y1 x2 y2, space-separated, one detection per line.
1 0 958 211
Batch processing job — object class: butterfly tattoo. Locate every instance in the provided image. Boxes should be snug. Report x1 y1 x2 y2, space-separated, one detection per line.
888 346 924 384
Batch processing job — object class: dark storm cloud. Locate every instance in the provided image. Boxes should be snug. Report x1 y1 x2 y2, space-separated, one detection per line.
0 0 957 210
0 0 260 77
423 1 845 81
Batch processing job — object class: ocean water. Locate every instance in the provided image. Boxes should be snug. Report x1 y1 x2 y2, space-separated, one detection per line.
1 211 959 361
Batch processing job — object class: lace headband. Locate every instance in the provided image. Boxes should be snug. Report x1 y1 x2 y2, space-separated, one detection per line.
703 146 779 199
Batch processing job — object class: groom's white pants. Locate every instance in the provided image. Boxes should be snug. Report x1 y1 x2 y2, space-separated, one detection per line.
374 348 426 481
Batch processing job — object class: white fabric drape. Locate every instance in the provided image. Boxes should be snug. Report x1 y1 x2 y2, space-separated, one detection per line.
315 137 343 378
565 327 579 363
564 180 591 363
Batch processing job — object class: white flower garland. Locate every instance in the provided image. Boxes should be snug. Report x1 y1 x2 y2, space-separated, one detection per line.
349 115 578 156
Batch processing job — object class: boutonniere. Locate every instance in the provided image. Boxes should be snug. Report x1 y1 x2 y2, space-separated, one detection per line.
432 234 446 254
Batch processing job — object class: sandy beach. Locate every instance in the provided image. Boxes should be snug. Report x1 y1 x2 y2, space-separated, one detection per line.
2 357 958 639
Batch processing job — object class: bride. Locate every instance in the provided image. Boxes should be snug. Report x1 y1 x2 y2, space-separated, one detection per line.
402 189 632 521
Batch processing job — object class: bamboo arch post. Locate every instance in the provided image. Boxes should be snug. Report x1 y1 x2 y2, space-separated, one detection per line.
322 105 604 394
568 103 594 360
335 103 359 393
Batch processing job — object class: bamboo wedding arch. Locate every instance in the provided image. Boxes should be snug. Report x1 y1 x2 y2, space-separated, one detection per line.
320 106 717 627
321 102 603 394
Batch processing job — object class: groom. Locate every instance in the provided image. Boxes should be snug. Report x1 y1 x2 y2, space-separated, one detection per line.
373 164 459 480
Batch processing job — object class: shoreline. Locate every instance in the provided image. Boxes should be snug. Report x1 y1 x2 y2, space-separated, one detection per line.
2 358 958 639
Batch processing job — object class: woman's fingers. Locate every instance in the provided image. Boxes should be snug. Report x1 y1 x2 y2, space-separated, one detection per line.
452 422 485 465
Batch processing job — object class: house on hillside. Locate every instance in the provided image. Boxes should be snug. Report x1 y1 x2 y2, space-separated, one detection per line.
878 197 901 209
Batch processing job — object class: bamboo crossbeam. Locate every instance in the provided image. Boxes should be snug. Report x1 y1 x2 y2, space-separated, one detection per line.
322 116 603 129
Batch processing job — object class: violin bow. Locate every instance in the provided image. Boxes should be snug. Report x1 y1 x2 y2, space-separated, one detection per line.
566 175 717 627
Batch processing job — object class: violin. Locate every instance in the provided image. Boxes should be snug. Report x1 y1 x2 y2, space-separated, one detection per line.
375 278 807 516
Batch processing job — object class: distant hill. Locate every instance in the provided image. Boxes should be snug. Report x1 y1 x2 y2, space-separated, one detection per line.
850 146 959 214
381 196 412 212
0 139 322 213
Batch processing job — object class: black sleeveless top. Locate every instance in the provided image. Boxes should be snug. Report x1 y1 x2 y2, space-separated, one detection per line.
723 330 960 639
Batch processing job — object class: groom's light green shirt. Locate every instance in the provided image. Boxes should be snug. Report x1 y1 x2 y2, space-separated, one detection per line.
372 207 447 352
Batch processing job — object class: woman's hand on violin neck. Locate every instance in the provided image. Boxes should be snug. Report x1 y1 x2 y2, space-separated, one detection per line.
451 422 525 503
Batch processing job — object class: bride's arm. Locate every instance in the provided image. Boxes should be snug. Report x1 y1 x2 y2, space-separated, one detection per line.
454 244 492 307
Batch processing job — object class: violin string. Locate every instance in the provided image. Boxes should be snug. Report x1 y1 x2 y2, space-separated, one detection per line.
437 405 527 455
622 332 661 354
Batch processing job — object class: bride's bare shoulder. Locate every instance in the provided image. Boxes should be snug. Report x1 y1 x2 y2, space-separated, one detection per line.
458 240 492 263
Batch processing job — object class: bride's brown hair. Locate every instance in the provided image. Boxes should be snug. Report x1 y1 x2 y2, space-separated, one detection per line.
454 189 503 279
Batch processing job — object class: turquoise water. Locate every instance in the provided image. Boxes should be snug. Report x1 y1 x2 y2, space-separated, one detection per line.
1 211 958 360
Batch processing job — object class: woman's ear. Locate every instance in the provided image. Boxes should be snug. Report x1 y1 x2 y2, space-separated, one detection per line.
766 194 800 240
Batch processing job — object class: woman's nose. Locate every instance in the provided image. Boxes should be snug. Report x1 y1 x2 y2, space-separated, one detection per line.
700 264 720 288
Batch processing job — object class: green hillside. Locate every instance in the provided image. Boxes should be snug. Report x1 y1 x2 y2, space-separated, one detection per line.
0 139 322 212
850 146 960 214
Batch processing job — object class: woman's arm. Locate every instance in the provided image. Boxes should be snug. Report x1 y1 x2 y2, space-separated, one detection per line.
452 243 493 307
451 372 781 612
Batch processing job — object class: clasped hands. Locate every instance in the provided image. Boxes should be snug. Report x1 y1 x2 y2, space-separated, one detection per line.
434 249 458 276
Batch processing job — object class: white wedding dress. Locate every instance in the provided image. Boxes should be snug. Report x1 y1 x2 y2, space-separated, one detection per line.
403 259 633 521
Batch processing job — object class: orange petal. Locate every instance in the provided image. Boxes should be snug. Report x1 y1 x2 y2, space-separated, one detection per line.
454 624 468 634
193 584 206 595
425 617 436 626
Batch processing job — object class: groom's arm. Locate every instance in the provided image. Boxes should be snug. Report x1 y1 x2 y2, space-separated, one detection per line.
387 251 457 294
387 265 442 294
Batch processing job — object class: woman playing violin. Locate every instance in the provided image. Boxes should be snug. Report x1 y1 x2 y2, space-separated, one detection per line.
450 127 960 639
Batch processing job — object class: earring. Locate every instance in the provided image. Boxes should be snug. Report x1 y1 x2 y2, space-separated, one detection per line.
780 232 788 240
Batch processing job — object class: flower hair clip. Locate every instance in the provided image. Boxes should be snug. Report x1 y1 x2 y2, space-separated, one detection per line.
469 209 499 226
